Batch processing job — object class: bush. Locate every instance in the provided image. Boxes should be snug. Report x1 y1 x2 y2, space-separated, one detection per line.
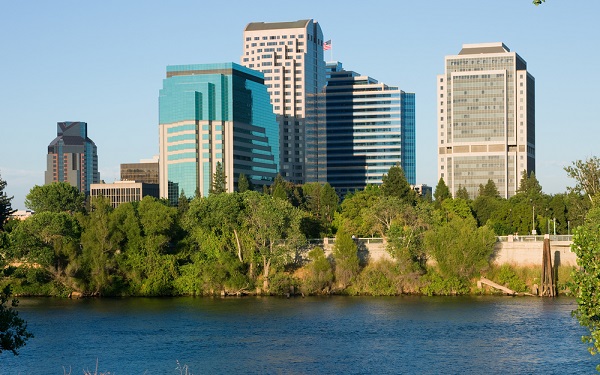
420 271 470 296
268 273 299 296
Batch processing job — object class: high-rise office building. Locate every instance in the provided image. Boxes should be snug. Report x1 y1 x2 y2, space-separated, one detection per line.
317 61 415 195
438 42 535 199
241 19 326 184
158 63 279 204
45 121 100 195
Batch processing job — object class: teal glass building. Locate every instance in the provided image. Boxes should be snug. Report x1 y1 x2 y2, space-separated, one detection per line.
159 63 279 203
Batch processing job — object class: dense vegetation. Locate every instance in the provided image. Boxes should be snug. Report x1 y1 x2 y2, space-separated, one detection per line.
0 165 589 299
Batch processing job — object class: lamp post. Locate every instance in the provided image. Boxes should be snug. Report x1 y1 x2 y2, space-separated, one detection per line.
531 200 536 235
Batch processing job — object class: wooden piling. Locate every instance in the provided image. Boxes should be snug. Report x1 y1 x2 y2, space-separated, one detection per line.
541 235 556 297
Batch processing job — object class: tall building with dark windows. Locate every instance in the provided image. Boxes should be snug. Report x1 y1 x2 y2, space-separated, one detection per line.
45 121 100 195
241 19 326 184
159 63 279 204
318 61 415 195
438 42 535 199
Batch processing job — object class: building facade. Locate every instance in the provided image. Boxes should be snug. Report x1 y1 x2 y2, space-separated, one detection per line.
159 63 279 204
321 61 416 195
90 181 159 208
438 42 535 199
121 156 159 184
45 121 100 195
241 19 326 184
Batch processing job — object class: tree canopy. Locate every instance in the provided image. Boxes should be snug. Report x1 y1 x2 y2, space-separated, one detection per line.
0 286 33 355
0 172 15 230
25 183 85 214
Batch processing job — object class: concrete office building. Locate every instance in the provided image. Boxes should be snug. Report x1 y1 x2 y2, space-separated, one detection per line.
159 63 279 204
241 19 326 184
45 121 100 195
320 61 416 195
90 181 159 208
438 42 535 199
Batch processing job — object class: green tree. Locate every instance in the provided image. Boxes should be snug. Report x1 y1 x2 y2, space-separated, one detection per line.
334 185 381 237
441 198 473 221
237 173 252 193
434 177 451 204
571 205 600 367
332 227 359 289
303 247 333 294
25 182 85 213
320 183 339 225
455 185 470 200
565 156 600 204
177 190 190 216
386 202 432 273
479 179 500 198
0 172 16 230
424 216 495 282
0 286 33 355
210 162 227 195
381 165 416 205
8 211 82 291
243 192 305 291
364 196 405 237
533 0 545 5
472 180 502 227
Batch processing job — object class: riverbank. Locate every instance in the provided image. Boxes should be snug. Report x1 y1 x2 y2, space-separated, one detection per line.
5 263 575 299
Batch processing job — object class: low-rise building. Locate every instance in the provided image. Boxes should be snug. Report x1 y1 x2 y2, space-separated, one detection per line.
90 180 159 208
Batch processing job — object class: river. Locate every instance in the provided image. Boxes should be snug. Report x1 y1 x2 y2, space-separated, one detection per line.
0 296 595 374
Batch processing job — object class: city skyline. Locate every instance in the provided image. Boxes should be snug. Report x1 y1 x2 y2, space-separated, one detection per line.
1 1 598 208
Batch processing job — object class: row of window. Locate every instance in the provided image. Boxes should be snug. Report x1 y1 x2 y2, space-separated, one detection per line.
245 34 304 41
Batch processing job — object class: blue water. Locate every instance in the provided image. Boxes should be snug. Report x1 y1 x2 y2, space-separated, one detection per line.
0 296 595 374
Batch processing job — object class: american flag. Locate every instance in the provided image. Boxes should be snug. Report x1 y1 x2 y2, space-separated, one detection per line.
323 40 331 51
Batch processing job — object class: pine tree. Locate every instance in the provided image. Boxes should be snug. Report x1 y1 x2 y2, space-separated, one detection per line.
455 185 470 200
210 162 227 195
0 173 15 230
381 165 415 204
434 177 451 203
178 189 190 215
237 173 252 193
478 179 500 198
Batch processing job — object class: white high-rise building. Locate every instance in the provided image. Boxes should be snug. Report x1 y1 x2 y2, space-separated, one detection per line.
438 42 535 199
242 19 326 184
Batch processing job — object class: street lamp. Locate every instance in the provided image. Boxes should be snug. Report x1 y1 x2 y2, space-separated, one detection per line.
531 199 536 235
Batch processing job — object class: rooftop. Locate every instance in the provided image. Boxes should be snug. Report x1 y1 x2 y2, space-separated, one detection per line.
244 19 311 32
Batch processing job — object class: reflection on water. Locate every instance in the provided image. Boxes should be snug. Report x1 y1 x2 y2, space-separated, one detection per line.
1 296 595 374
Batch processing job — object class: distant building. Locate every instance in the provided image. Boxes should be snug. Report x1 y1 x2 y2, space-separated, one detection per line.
9 210 34 220
438 42 535 199
45 121 100 195
316 61 416 195
159 63 279 204
241 19 326 184
412 184 432 198
90 181 159 208
121 156 159 184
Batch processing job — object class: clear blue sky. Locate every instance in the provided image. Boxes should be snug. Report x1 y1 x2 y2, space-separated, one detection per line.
1 1 598 209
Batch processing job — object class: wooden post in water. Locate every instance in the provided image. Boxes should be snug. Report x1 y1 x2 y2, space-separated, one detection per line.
541 234 556 297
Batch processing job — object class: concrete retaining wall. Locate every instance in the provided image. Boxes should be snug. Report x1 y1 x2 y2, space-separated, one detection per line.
315 236 577 268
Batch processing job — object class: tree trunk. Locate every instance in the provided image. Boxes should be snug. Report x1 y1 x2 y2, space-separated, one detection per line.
263 256 270 291
233 228 243 263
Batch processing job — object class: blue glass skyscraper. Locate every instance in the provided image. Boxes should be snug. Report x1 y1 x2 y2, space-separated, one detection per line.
159 63 279 203
319 62 416 195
